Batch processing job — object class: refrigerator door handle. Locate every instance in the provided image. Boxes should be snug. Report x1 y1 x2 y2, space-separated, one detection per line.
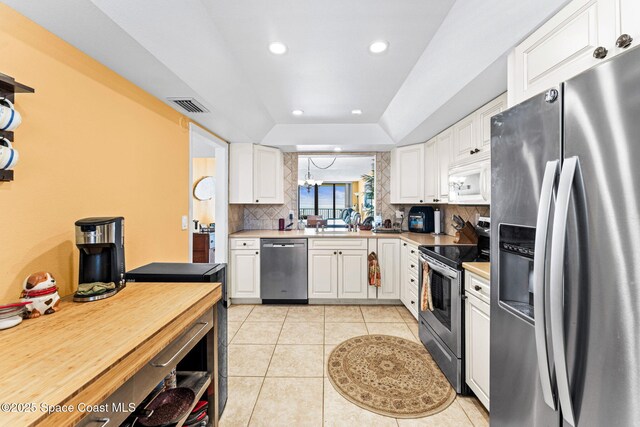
533 160 559 410
549 156 579 426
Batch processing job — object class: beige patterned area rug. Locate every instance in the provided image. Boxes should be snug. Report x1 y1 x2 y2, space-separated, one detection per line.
327 335 456 418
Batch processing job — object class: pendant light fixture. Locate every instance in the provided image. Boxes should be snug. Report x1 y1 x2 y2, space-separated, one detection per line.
298 157 323 192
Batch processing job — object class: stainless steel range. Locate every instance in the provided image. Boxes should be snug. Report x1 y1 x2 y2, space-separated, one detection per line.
417 226 489 394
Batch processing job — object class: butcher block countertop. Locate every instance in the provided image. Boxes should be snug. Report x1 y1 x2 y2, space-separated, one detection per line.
0 282 222 427
230 229 464 246
462 262 491 280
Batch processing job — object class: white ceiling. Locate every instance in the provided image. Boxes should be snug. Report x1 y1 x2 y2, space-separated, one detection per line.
4 0 570 149
299 155 374 183
205 0 454 124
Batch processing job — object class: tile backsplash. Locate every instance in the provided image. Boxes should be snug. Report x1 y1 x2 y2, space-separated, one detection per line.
391 204 490 236
243 152 298 230
231 150 489 236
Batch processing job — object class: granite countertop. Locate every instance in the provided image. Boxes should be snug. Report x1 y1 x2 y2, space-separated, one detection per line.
462 262 491 280
230 229 465 246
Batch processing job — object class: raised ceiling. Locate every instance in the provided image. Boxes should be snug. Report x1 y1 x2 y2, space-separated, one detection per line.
5 0 569 150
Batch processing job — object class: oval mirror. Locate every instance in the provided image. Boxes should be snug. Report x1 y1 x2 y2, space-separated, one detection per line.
194 176 215 201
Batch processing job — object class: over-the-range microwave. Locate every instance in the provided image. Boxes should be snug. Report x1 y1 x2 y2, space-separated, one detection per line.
448 159 490 205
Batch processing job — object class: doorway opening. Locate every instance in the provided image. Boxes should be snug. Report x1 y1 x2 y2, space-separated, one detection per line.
189 123 228 263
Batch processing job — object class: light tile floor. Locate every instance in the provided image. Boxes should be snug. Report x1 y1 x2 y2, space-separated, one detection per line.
221 304 490 427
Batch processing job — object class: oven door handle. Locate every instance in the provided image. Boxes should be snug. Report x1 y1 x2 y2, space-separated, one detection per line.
533 160 559 411
420 255 458 280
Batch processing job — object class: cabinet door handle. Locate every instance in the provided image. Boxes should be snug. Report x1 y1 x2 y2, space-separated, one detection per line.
410 250 415 254
419 199 423 203
256 251 259 255
334 251 337 255
433 198 439 202
403 243 407 247
339 251 343 255
474 148 480 153
470 150 475 155
411 264 415 269
474 285 482 291
410 300 415 305
593 46 608 59
616 34 633 49
255 199 259 203
151 321 209 367
410 278 415 283
243 242 247 246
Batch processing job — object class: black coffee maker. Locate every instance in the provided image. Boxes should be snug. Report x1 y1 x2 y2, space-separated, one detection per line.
74 217 126 302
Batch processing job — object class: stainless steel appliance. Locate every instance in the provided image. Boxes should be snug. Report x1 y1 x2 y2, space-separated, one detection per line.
408 206 435 233
491 46 640 426
74 217 126 302
260 239 308 303
126 262 228 417
418 243 488 393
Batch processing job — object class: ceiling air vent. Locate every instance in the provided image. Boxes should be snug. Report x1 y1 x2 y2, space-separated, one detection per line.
167 97 210 113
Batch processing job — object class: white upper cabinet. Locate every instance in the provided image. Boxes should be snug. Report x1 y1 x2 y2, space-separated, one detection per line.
424 138 438 202
390 144 426 204
230 144 283 204
450 94 506 168
476 94 507 156
253 145 283 204
508 0 640 105
436 129 452 202
614 0 640 54
452 114 476 165
229 144 254 204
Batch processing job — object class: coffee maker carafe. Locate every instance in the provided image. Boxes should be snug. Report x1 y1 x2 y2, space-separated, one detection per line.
74 217 126 302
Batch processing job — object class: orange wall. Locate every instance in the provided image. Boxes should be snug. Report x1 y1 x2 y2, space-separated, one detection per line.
0 5 191 302
192 157 216 226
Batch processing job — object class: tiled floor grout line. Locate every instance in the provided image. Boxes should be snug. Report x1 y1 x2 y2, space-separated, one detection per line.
246 306 288 427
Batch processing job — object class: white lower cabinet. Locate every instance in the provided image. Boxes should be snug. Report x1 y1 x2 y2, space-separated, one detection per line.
230 249 260 298
465 271 490 409
377 239 401 300
309 248 368 300
400 241 419 319
308 249 339 299
338 250 369 299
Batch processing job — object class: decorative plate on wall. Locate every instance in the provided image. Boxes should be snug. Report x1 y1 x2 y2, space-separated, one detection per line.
194 176 215 201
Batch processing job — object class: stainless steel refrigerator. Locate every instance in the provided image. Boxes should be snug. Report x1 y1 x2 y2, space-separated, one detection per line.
491 45 640 426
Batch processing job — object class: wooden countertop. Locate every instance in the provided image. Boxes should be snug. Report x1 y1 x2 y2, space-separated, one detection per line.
0 282 222 426
463 262 491 280
230 229 464 246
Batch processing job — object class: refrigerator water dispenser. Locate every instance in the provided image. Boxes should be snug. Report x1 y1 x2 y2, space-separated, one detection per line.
498 224 536 321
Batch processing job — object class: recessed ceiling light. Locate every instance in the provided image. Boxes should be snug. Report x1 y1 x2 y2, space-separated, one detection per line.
269 42 287 55
334 147 343 152
292 109 304 116
351 109 363 115
369 40 389 54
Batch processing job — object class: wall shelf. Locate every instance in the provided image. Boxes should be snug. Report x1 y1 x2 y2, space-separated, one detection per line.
0 72 35 182
0 73 34 94
0 170 14 182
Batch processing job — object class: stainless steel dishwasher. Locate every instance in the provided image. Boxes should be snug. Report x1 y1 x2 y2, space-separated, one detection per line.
260 238 308 303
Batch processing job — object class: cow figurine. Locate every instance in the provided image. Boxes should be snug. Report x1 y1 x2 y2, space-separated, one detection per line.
20 272 61 318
